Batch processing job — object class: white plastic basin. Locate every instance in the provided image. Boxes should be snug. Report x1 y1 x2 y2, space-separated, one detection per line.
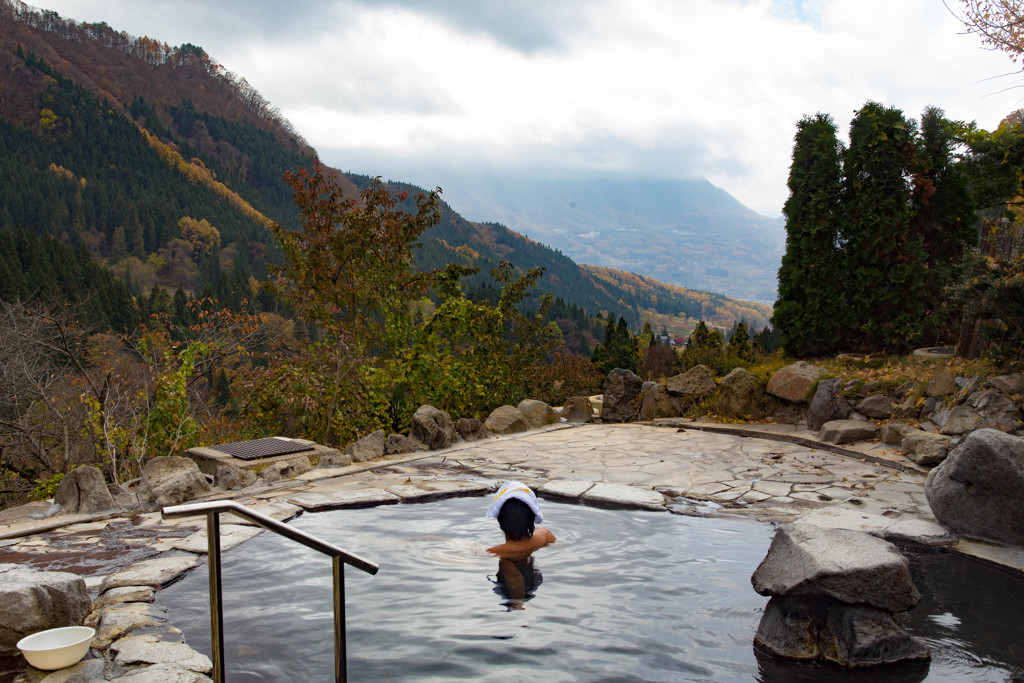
16 626 95 670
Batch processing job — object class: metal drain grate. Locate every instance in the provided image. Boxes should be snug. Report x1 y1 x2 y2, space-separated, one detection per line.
208 438 314 461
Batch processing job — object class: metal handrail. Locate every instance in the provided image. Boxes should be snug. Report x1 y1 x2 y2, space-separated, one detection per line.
162 500 379 682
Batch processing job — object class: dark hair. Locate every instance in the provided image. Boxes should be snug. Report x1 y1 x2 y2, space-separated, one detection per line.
497 498 535 541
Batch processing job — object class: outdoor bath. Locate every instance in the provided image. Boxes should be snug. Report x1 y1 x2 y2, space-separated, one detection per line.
157 495 1024 682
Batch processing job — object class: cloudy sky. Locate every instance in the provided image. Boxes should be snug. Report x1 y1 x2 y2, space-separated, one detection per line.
36 0 1024 216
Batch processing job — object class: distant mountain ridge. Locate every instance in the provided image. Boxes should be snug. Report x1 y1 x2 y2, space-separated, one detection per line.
442 175 786 303
0 0 772 332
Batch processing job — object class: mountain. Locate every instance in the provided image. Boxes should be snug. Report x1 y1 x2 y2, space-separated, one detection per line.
0 1 772 333
441 175 786 303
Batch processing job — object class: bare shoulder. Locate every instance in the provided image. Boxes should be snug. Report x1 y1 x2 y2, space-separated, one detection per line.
536 527 556 544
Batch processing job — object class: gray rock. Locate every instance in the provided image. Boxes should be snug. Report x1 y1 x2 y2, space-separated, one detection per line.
455 418 489 442
772 402 808 425
55 465 117 513
855 395 896 420
919 397 937 421
517 399 557 428
561 396 594 423
893 381 918 399
410 405 457 449
939 405 982 435
766 361 827 404
385 433 417 454
315 450 354 468
807 378 853 431
818 419 877 445
600 368 643 423
925 428 1024 546
822 604 930 667
213 464 256 490
751 522 920 613
754 596 824 661
718 367 769 419
901 431 950 465
260 454 311 482
344 429 386 462
138 456 211 508
956 376 982 405
879 423 915 446
638 383 680 421
971 389 1022 424
539 479 596 499
666 365 716 396
0 564 91 651
484 405 530 435
987 373 1024 395
926 371 959 399
754 597 929 667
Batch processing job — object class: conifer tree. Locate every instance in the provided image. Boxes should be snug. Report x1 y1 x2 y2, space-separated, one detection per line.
727 321 755 363
772 113 845 356
843 102 926 351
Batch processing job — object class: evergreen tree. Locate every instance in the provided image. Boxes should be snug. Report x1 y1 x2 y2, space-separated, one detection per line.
843 102 926 351
727 321 755 363
772 113 846 357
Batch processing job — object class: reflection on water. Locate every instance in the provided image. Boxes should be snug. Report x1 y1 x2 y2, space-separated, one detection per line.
157 497 1024 682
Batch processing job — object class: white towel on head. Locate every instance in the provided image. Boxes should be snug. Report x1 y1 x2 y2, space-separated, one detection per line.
485 480 543 524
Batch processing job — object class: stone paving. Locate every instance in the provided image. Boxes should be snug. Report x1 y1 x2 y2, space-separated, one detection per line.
2 420 1023 680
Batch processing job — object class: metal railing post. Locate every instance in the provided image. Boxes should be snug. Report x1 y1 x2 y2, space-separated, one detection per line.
207 510 225 683
162 500 378 681
333 556 345 683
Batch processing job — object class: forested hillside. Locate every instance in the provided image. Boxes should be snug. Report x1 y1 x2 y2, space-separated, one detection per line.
0 0 765 335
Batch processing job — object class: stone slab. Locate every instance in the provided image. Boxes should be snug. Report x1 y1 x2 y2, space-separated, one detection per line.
287 488 400 511
539 480 596 499
171 525 263 554
101 555 199 591
384 480 491 503
581 483 666 510
797 507 894 535
883 518 957 546
110 634 212 673
220 500 302 526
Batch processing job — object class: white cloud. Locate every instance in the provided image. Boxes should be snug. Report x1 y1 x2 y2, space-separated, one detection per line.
35 0 1024 215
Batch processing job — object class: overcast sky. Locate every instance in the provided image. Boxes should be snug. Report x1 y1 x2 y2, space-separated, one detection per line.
35 0 1024 216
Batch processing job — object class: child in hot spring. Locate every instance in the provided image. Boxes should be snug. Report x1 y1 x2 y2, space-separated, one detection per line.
485 481 556 602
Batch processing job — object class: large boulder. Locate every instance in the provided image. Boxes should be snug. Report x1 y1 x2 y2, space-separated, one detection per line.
806 379 852 431
484 405 530 435
986 373 1024 395
455 418 489 442
925 370 959 399
139 456 210 508
766 361 826 404
855 395 896 420
260 454 311 482
385 433 417 455
410 405 457 450
925 429 1024 546
600 368 643 423
718 367 769 419
755 597 929 667
517 399 557 429
666 365 716 396
0 564 90 651
561 396 594 423
939 405 983 435
971 389 1023 431
901 431 950 465
344 429 386 462
54 465 116 513
638 383 681 421
818 419 877 445
214 464 256 490
751 522 920 613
